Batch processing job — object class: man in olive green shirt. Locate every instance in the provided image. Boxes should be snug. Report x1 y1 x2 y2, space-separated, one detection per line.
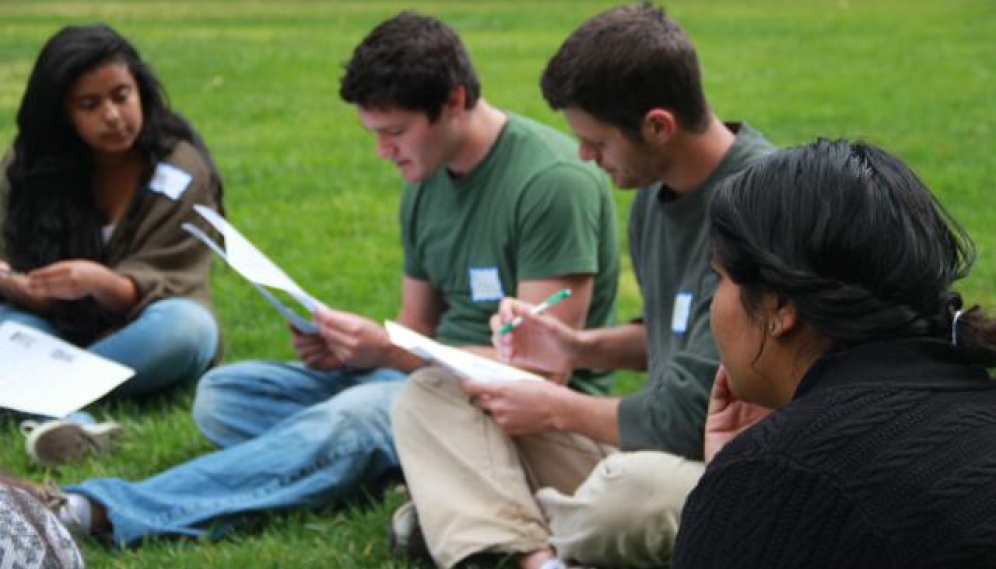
392 5 774 569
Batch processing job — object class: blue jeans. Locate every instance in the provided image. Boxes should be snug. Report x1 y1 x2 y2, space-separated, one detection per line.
67 361 405 547
0 298 218 398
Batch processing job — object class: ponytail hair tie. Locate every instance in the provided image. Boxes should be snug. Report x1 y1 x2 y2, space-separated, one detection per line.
951 309 964 347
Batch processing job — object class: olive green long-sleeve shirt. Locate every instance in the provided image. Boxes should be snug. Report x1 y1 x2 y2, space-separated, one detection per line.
617 124 774 459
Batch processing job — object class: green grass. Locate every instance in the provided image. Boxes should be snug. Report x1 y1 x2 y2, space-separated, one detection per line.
1 0 994 566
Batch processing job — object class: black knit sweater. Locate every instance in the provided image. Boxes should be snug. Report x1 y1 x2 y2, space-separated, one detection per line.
673 339 996 569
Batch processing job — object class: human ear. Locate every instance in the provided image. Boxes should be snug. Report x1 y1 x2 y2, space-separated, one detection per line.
641 108 677 145
764 295 799 338
445 85 466 114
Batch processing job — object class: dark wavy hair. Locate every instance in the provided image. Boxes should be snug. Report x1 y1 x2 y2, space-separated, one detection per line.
541 2 709 141
339 11 480 121
3 23 222 341
710 138 996 367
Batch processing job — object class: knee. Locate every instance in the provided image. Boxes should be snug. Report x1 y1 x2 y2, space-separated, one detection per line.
543 452 702 567
295 382 401 448
192 363 253 439
578 452 702 533
329 381 402 429
145 298 219 364
389 367 461 434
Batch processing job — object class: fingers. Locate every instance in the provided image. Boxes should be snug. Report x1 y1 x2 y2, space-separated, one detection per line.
494 297 551 335
314 306 367 339
497 297 534 323
314 308 359 346
459 378 496 399
312 305 344 328
489 312 506 338
25 261 94 298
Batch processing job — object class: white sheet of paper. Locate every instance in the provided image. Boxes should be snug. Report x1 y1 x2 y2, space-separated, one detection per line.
183 207 323 334
0 322 134 417
385 321 542 383
192 205 322 311
181 222 318 334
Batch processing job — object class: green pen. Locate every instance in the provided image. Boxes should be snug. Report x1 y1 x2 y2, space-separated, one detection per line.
498 288 572 335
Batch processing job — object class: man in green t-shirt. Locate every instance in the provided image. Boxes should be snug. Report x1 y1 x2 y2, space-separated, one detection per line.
392 5 774 569
33 11 619 547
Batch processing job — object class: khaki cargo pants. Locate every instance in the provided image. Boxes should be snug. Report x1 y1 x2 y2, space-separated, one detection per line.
391 367 705 568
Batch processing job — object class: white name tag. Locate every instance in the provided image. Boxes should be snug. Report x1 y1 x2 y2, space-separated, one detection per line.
672 292 693 334
469 267 504 302
149 162 192 201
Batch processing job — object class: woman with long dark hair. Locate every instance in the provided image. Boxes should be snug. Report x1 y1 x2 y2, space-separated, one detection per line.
0 24 223 466
673 139 996 568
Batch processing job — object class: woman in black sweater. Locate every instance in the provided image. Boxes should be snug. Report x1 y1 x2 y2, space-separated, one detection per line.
673 139 996 568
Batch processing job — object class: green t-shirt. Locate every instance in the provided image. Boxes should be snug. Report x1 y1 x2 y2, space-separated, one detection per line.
401 113 619 394
617 123 775 457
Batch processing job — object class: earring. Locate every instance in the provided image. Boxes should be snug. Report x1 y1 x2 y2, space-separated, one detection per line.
768 322 777 335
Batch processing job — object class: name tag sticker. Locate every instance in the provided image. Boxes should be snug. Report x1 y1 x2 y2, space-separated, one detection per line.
149 163 193 201
672 292 693 334
469 267 504 302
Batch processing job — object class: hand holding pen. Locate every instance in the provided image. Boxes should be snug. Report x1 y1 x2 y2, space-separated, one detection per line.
498 288 571 335
491 289 576 376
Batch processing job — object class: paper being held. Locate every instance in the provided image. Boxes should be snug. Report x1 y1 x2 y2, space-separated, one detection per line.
385 321 542 383
182 205 323 334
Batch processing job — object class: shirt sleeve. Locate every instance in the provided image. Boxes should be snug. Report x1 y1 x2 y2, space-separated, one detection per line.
617 270 719 458
515 163 607 280
400 182 428 280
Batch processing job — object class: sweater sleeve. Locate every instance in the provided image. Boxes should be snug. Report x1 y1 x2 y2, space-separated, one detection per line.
673 455 895 569
616 270 718 458
111 144 220 319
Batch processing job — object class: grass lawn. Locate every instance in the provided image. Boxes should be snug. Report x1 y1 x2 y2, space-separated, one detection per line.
0 0 993 567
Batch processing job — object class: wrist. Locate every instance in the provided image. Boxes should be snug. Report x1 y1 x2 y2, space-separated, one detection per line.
568 329 595 369
385 343 427 373
547 384 576 432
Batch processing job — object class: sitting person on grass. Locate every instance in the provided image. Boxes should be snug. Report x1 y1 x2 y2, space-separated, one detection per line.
673 138 996 568
0 24 223 466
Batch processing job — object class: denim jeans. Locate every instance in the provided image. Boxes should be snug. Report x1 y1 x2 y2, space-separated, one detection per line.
0 297 218 399
67 362 405 547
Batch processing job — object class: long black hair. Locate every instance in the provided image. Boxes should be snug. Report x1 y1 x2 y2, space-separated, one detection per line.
710 138 996 367
3 24 222 341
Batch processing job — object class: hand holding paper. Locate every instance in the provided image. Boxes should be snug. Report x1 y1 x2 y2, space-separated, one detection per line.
313 307 396 370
